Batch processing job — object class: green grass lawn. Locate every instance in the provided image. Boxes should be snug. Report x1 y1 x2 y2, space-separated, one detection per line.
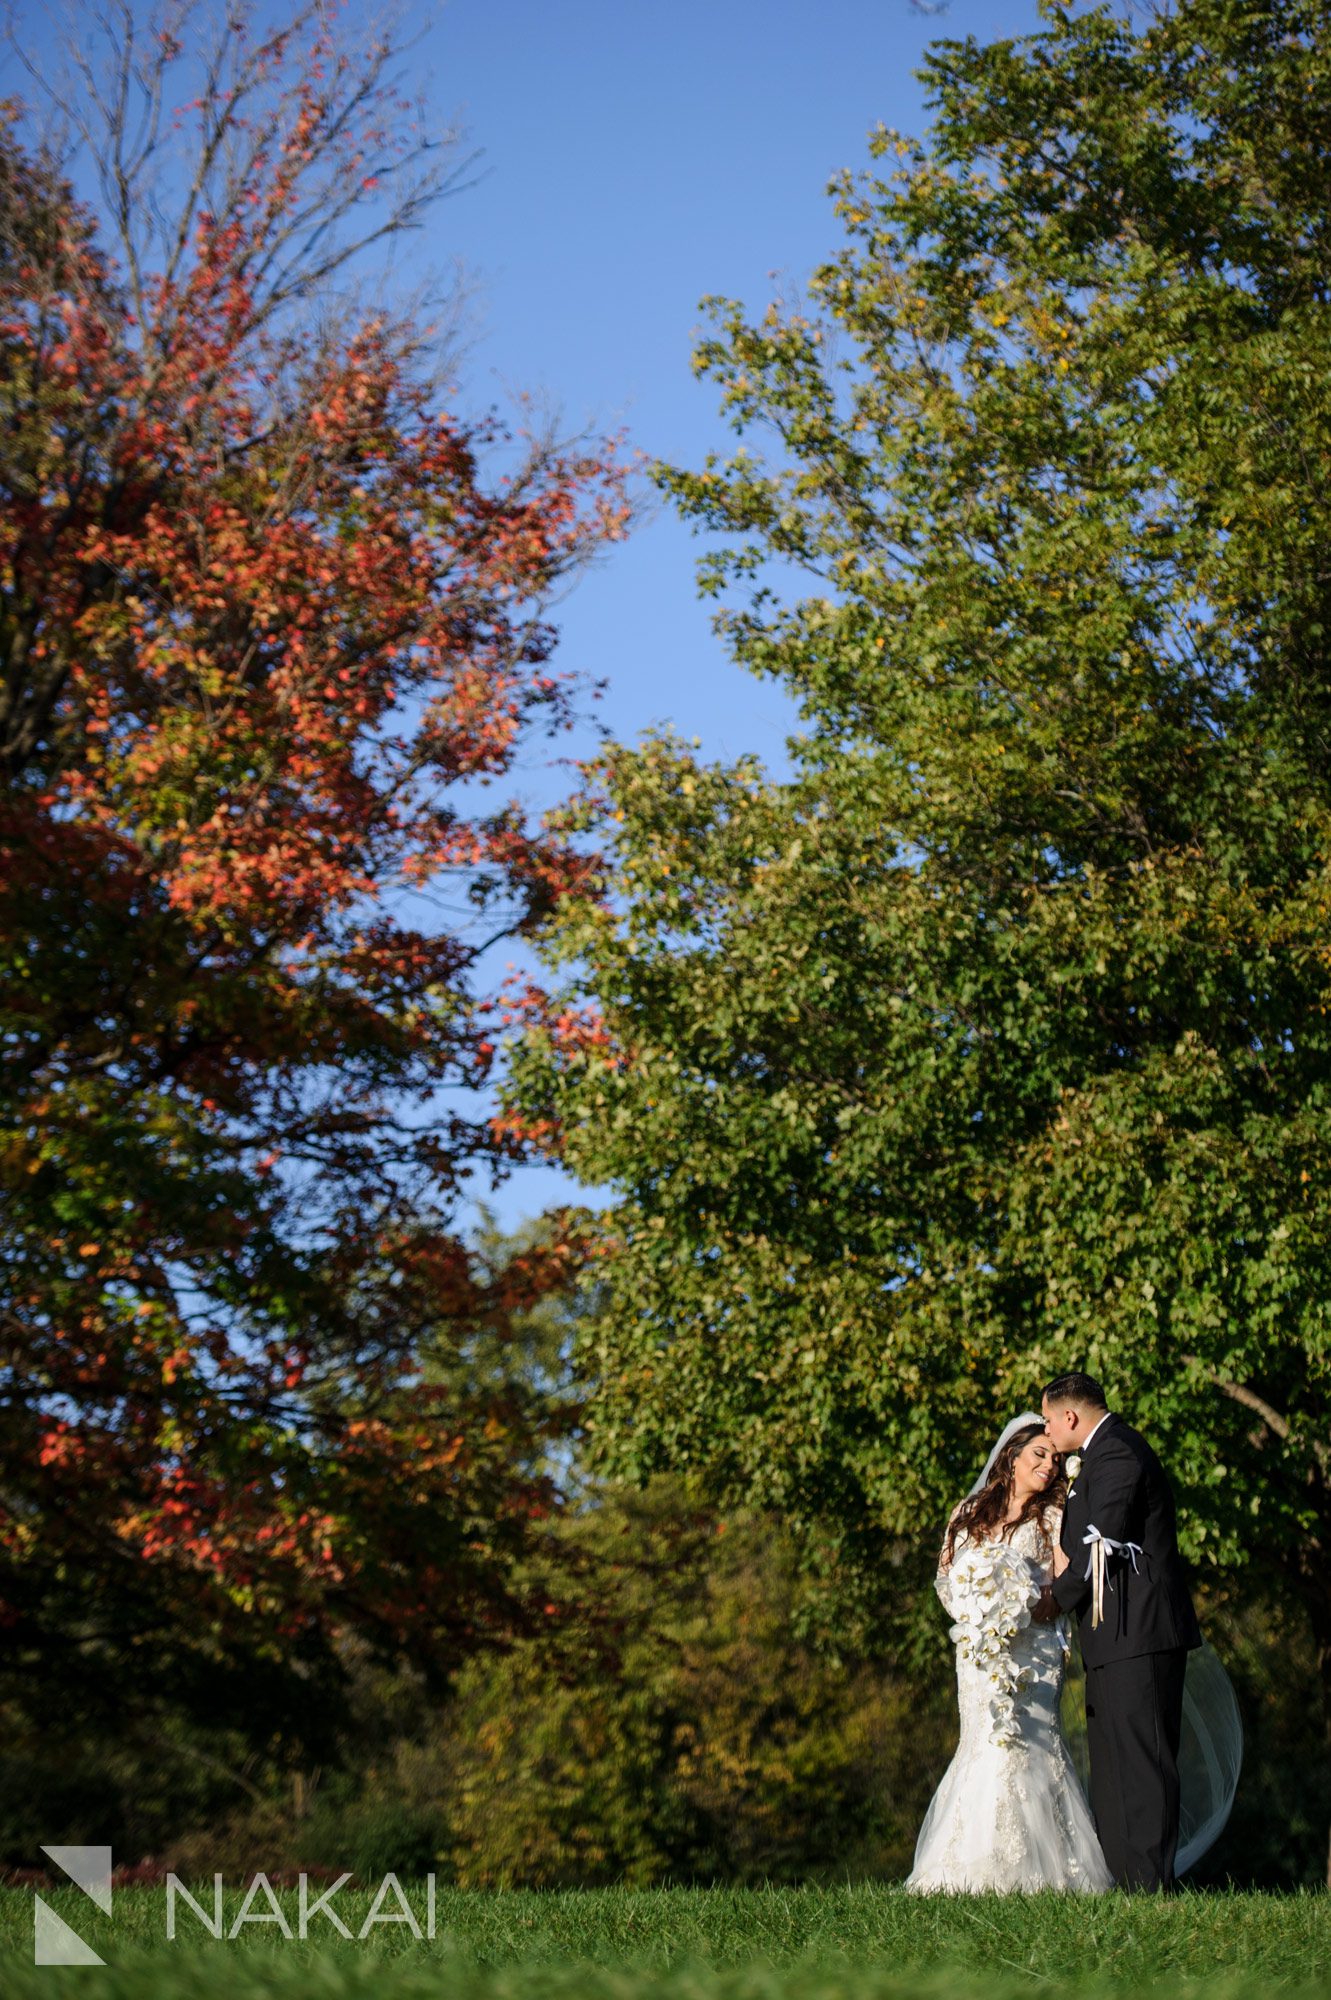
1 1881 1328 2000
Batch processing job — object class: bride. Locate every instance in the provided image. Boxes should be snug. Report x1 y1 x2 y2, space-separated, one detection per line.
906 1413 1114 1894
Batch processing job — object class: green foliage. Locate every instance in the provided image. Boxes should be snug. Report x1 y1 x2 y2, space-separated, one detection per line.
3 1475 951 1889
416 1207 591 1495
505 0 1331 1722
432 1475 949 1887
207 1479 947 1888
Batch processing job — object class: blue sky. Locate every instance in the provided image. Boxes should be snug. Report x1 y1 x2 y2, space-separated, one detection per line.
12 0 1049 1229
421 0 1041 754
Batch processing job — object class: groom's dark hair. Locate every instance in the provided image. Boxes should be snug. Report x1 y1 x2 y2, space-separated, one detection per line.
1041 1370 1108 1410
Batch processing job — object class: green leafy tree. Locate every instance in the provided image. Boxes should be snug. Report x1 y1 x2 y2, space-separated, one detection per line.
403 1476 949 1888
505 0 1331 1850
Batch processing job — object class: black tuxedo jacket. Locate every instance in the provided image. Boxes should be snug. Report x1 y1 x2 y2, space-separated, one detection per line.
1051 1414 1202 1668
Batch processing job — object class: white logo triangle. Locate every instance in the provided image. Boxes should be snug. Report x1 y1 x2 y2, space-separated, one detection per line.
34 1896 105 1966
40 1844 112 1912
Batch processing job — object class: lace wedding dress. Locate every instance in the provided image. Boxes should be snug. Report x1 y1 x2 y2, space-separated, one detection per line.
906 1507 1114 1894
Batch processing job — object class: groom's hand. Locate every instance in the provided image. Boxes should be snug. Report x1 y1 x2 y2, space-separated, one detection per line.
1030 1586 1060 1625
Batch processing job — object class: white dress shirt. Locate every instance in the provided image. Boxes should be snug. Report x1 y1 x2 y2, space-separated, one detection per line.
1080 1410 1113 1453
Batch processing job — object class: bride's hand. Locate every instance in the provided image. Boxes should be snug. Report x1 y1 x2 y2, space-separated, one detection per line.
1052 1543 1069 1578
1030 1585 1059 1624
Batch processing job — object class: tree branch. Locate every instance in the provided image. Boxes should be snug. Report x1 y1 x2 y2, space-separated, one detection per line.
1183 1357 1291 1440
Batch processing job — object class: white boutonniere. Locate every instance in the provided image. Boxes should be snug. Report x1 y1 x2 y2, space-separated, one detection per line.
1065 1453 1082 1482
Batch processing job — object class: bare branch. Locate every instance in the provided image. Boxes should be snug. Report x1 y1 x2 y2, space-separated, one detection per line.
5 0 479 357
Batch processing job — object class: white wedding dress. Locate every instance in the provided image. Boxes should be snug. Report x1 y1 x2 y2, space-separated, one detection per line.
906 1506 1114 1894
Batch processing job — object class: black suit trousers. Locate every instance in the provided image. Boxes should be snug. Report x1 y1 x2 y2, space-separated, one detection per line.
1083 1647 1188 1890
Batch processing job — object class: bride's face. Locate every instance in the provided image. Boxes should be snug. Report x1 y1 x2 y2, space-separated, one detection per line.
1012 1434 1060 1497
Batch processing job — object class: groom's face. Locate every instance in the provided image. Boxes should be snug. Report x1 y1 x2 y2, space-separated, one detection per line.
1041 1398 1080 1452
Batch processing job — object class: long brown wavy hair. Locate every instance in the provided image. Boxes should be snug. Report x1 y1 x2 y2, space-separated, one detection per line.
943 1422 1068 1567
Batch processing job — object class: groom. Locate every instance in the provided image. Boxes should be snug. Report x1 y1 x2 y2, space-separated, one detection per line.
1039 1372 1202 1891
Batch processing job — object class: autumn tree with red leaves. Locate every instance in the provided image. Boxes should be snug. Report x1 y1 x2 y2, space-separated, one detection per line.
0 1 626 1751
